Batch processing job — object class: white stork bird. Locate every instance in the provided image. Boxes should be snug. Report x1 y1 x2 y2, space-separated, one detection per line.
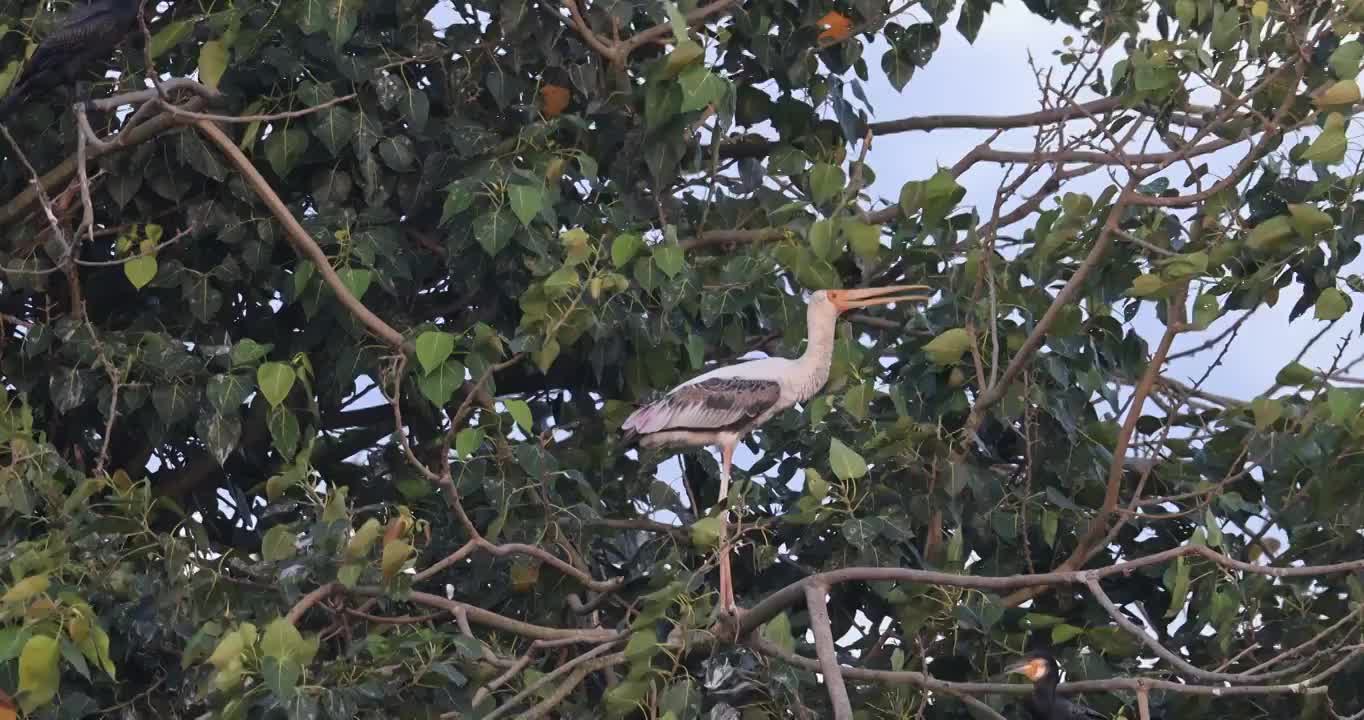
620 284 932 613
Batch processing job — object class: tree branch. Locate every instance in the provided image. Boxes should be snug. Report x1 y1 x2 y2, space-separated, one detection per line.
805 583 853 720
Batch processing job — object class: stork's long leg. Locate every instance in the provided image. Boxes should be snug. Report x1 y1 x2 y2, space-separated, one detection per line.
718 440 737 615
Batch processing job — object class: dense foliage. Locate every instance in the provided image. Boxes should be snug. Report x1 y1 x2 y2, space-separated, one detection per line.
3 0 1364 717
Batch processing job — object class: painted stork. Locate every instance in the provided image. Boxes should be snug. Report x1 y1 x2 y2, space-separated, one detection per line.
620 284 932 614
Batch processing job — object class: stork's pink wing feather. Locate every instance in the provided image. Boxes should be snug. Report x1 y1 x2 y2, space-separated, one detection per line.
622 377 782 436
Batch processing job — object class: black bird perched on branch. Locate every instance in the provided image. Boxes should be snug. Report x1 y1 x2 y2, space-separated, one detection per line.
0 0 142 122
1006 649 1107 720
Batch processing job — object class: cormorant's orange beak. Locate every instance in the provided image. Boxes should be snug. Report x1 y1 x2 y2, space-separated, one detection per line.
827 284 932 313
1005 658 1049 682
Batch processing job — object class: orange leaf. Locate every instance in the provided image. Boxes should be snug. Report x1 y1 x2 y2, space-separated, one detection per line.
540 84 570 118
817 11 853 42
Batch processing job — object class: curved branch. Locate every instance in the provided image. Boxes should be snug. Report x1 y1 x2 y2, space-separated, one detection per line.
190 119 408 349
805 583 853 720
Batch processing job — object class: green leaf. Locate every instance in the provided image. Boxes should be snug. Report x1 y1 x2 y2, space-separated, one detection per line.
440 182 475 225
322 487 349 523
454 427 484 459
612 232 644 268
198 412 241 466
1159 251 1208 280
1126 273 1164 297
829 437 868 480
1164 555 1190 618
418 360 465 406
268 407 301 459
760 612 797 654
1191 292 1221 330
78 624 115 680
1275 362 1315 386
1204 510 1223 548
808 219 838 260
266 465 302 500
677 65 728 112
1288 203 1334 238
922 327 972 365
474 209 516 256
257 362 297 408
1331 40 1364 79
509 183 546 227
535 337 561 373
1315 288 1350 321
263 656 301 701
264 127 310 178
198 40 228 90
313 107 357 157
260 618 305 661
1051 624 1084 644
1251 396 1283 431
18 634 60 712
1246 215 1295 252
690 516 724 549
415 331 456 374
505 399 533 430
207 373 254 413
124 255 158 289
149 18 194 59
230 339 272 366
809 163 845 204
262 525 297 561
1328 387 1364 423
653 244 686 278
543 267 579 297
843 219 882 258
1302 127 1347 164
805 468 828 501
337 267 372 301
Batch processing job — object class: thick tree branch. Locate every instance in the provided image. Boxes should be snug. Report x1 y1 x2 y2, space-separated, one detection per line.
190 119 408 349
805 583 853 720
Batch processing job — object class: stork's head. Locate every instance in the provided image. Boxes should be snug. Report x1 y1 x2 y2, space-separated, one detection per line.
809 285 933 316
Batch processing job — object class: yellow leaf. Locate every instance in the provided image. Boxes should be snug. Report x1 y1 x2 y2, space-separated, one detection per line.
345 518 383 559
124 255 158 290
198 40 228 90
2 575 48 604
18 635 59 712
206 629 245 670
381 540 414 580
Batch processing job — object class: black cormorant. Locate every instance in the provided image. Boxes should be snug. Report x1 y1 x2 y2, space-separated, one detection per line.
1006 648 1107 720
0 0 141 121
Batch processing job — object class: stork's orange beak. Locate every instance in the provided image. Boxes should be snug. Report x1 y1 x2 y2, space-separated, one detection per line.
827 284 932 313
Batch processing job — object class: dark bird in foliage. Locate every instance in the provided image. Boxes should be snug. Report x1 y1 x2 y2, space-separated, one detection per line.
0 0 141 121
1007 649 1107 720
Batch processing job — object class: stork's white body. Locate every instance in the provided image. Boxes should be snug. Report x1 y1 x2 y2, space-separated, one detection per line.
617 286 927 615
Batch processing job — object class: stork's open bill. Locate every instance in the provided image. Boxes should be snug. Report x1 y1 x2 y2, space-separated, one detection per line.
620 284 933 617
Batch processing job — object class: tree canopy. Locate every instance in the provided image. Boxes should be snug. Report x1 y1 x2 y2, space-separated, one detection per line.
2 0 1364 717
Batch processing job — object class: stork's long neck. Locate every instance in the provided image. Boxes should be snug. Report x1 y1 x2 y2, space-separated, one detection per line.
793 305 838 402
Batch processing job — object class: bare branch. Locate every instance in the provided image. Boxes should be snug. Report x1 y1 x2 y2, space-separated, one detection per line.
805 583 853 720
